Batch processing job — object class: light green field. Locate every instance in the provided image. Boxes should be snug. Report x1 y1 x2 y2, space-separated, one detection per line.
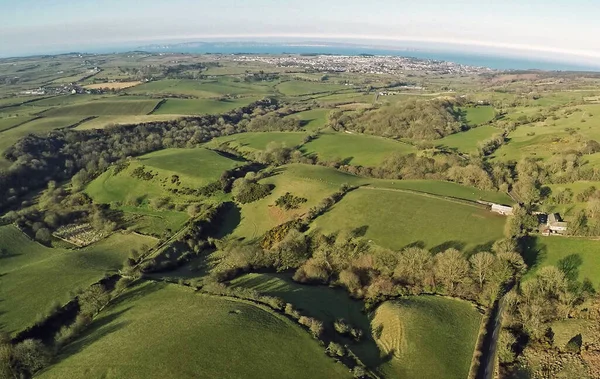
0 225 156 334
75 114 186 130
302 132 416 166
0 116 33 132
495 104 600 161
523 236 600 289
373 297 482 379
41 100 160 117
287 108 331 131
120 206 190 236
436 125 501 153
39 282 351 379
312 187 506 251
277 80 348 96
29 95 112 107
206 131 308 152
230 273 383 369
462 106 495 125
153 97 258 115
131 79 273 98
86 148 242 205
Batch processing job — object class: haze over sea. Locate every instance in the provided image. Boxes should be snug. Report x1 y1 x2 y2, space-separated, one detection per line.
138 42 600 72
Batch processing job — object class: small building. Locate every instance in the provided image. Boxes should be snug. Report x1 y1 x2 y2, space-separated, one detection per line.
547 213 568 235
491 204 514 216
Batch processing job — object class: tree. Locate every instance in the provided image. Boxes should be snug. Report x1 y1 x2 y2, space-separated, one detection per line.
433 248 470 293
470 252 496 289
393 247 432 288
12 339 52 376
78 284 111 316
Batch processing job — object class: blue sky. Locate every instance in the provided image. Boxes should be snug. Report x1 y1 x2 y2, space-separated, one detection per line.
1 0 599 64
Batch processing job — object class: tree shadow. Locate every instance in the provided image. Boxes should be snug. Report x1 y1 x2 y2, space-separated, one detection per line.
430 241 466 255
519 236 546 269
351 225 369 237
465 241 496 257
402 241 425 250
557 254 583 282
214 202 241 238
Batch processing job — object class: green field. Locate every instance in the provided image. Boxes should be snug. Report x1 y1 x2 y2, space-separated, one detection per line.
287 108 331 131
0 116 33 132
302 132 416 166
0 225 156 334
523 236 600 289
40 99 160 117
87 148 242 205
436 125 501 153
75 114 185 130
131 79 273 98
462 106 496 125
206 131 308 152
373 297 481 379
153 97 259 115
312 187 506 251
277 80 348 96
39 282 351 379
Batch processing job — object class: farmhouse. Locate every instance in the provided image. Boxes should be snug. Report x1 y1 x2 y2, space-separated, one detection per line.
490 203 513 216
540 213 568 235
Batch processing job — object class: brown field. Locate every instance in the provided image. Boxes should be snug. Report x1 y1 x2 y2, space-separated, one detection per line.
84 81 142 90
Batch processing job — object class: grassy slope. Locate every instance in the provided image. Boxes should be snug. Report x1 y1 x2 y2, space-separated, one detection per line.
312 187 506 251
131 79 273 98
436 125 500 153
287 108 331 132
0 225 156 334
206 132 308 152
75 115 185 130
277 80 348 96
302 132 416 166
153 97 258 115
523 236 600 289
373 297 481 379
0 116 34 132
41 100 160 117
39 282 351 379
462 106 495 125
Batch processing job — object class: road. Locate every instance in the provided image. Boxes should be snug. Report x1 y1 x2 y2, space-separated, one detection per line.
476 297 506 379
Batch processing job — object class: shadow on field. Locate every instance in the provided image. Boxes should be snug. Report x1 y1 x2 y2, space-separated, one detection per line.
430 240 466 254
557 253 583 282
520 236 547 269
402 241 425 249
214 202 241 238
466 240 496 256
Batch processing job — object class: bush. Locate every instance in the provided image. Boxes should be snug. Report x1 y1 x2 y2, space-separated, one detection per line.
327 342 346 357
232 179 272 204
274 192 307 210
12 339 52 376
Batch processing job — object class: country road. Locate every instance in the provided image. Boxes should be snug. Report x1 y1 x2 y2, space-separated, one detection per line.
476 297 506 379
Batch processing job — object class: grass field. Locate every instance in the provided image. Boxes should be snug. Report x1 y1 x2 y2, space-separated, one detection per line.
302 132 416 166
39 282 351 379
287 108 331 132
0 225 156 335
206 131 308 152
462 106 496 125
277 80 348 96
41 99 160 117
522 236 600 289
312 187 506 251
86 148 242 205
0 116 33 132
373 297 481 379
84 81 142 90
152 97 258 115
131 79 273 98
436 125 501 153
75 114 186 130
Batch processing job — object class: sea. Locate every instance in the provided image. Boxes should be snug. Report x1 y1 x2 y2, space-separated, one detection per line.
137 43 600 72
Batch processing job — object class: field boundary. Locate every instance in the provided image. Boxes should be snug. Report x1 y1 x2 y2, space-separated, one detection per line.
148 99 167 114
0 116 43 133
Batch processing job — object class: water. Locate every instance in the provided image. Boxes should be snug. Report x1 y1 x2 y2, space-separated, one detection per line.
139 42 600 72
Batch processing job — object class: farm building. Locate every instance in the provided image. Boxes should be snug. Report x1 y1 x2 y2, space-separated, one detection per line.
539 213 568 235
491 204 513 215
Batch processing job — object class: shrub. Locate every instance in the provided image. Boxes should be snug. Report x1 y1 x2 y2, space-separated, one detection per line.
12 339 52 376
274 192 307 210
232 179 272 204
327 342 346 357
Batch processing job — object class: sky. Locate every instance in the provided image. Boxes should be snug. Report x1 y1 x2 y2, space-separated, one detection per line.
1 0 599 65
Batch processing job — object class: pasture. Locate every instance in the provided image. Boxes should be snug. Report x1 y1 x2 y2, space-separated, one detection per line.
75 114 185 130
0 225 156 335
373 297 482 379
436 125 501 154
84 81 142 90
302 131 416 166
39 282 351 379
0 116 33 132
277 80 348 96
86 148 242 205
131 79 273 98
522 236 600 289
462 106 495 125
206 131 308 152
311 187 506 251
287 108 331 131
152 97 258 115
41 99 160 116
